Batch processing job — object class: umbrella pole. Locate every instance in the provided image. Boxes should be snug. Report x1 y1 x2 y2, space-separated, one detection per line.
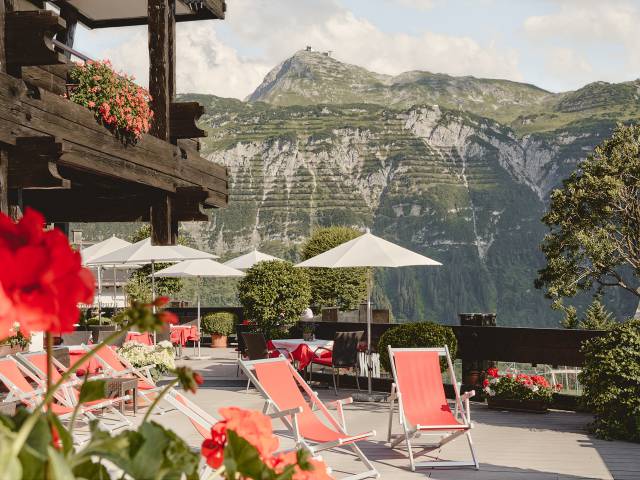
367 271 373 395
112 265 117 313
197 281 201 357
97 266 102 322
152 261 157 344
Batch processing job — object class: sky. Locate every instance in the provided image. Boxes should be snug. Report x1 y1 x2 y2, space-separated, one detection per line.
72 0 640 100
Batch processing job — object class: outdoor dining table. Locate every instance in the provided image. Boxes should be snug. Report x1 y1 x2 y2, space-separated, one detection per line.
268 338 333 370
124 331 153 346
170 324 200 357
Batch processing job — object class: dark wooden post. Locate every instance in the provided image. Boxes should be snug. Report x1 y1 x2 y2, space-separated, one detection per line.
0 1 7 215
150 192 175 245
148 0 178 245
57 5 77 59
460 313 497 387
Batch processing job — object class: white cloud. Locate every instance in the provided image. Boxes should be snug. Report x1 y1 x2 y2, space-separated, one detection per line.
387 0 435 10
96 0 522 99
524 0 640 76
544 47 592 84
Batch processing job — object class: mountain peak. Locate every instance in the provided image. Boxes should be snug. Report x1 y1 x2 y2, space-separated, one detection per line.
246 50 552 124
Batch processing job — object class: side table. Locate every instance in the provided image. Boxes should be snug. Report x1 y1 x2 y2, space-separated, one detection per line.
104 377 138 415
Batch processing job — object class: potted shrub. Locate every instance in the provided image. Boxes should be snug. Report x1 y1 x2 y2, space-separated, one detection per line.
378 321 457 373
0 331 30 356
202 312 236 348
302 322 316 341
483 368 561 413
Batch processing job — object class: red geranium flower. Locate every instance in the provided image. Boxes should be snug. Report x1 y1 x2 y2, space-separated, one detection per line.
271 451 334 480
486 367 499 378
201 407 279 469
0 209 94 339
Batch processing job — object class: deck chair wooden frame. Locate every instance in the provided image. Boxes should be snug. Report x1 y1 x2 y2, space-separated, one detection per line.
239 357 379 480
386 346 478 471
15 351 131 433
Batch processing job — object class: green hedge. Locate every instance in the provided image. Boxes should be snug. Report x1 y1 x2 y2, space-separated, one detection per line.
84 316 112 326
378 321 457 372
579 320 640 442
201 312 236 336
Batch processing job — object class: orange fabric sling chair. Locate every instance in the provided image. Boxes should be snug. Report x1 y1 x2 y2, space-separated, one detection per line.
15 351 131 433
239 357 379 480
386 346 479 471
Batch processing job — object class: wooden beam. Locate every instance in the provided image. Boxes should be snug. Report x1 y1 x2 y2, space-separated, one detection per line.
56 5 78 60
170 102 206 141
148 0 170 141
0 149 7 214
5 11 67 75
9 136 70 189
150 192 176 245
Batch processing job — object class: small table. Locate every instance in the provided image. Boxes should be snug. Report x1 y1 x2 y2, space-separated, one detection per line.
270 339 334 370
0 400 19 416
104 377 138 415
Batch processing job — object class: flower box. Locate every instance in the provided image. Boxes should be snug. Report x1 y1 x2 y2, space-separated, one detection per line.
487 397 549 414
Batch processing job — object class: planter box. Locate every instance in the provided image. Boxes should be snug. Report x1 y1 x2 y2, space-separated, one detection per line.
487 397 549 414
0 344 21 357
211 334 228 348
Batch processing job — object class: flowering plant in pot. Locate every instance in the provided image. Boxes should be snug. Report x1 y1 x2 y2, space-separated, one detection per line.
201 312 235 348
483 367 562 413
67 60 153 143
0 209 332 479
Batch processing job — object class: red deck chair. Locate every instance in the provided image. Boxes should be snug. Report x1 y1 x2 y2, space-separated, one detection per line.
386 346 478 471
239 357 379 480
15 351 131 432
82 344 223 428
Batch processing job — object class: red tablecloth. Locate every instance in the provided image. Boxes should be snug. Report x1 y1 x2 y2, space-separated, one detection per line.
125 332 152 345
69 349 103 375
170 326 199 346
266 341 331 370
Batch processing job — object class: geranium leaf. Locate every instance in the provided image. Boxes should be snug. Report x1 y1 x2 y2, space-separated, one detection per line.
47 446 75 479
72 460 110 480
47 412 74 457
78 379 106 404
0 426 22 480
224 430 274 480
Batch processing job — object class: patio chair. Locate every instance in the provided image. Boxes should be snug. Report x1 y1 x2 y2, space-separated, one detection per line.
239 357 379 480
386 346 478 471
83 344 217 423
240 332 294 389
15 351 131 432
97 329 127 347
309 330 363 395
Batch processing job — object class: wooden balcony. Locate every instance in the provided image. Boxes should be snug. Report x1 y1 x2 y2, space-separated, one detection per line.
0 1 228 244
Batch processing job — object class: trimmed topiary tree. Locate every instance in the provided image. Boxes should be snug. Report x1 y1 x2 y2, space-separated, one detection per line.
301 226 368 311
378 321 457 373
238 260 311 339
579 320 640 442
201 312 236 336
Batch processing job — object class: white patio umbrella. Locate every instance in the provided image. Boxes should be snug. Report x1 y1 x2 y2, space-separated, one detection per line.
153 259 244 358
82 236 133 319
296 228 442 398
89 238 218 341
223 249 281 270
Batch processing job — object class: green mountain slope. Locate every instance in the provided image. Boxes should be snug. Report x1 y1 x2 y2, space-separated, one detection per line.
179 92 638 326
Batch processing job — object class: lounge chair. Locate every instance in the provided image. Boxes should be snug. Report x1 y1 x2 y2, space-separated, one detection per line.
0 356 122 439
239 357 379 480
386 346 478 471
15 351 131 432
82 344 219 430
